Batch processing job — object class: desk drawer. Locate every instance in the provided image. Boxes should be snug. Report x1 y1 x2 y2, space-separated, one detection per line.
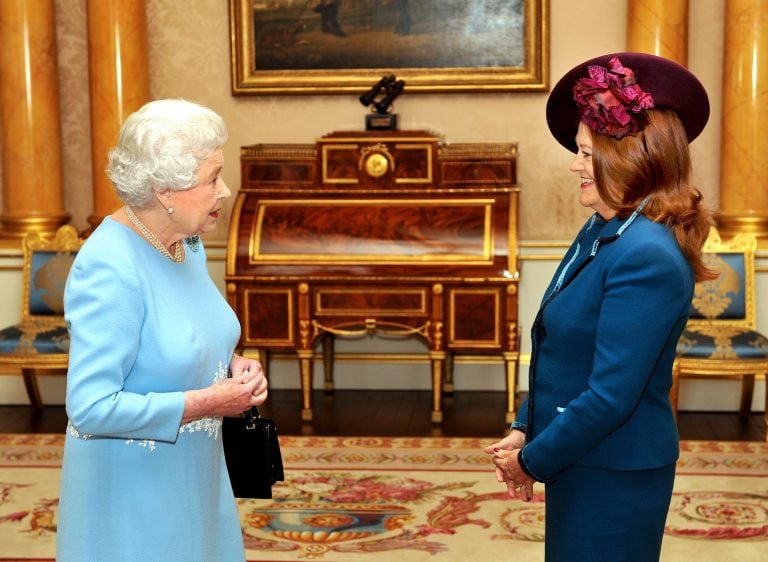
448 287 503 349
315 286 428 317
239 286 296 347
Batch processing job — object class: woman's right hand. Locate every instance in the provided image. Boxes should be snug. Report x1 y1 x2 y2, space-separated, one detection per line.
216 367 268 416
484 428 525 456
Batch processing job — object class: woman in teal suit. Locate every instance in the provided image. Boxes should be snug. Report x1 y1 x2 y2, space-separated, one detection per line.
485 53 716 561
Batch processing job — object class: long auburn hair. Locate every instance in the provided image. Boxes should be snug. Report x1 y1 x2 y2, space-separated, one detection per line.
592 108 716 282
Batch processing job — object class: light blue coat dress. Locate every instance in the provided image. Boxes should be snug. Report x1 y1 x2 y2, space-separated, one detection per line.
56 217 245 562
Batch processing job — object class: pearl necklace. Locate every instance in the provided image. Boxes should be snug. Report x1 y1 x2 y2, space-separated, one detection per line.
125 206 183 262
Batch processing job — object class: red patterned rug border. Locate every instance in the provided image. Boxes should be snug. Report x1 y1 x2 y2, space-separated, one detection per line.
679 440 768 454
0 434 65 447
0 434 764 451
1 435 766 477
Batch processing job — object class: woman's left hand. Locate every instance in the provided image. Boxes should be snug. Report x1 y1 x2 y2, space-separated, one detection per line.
491 448 534 501
229 355 268 404
485 431 535 502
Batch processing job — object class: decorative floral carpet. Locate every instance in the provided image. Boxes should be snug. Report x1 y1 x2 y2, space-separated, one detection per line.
0 435 766 561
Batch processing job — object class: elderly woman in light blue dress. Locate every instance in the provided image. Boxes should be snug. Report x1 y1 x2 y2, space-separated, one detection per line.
56 99 268 562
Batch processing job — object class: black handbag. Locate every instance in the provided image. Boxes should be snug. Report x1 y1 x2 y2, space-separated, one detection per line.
222 407 284 499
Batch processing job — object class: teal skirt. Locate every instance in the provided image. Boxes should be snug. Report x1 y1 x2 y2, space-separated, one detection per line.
544 463 676 561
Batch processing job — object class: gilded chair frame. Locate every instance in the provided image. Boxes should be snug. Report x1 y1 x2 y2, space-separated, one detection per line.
0 225 83 407
671 228 768 439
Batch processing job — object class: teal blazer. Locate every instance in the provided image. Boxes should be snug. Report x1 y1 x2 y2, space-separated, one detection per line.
517 212 692 482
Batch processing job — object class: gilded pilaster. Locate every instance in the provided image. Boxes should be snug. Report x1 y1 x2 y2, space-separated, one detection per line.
717 0 768 240
0 0 69 239
86 0 150 230
626 0 688 64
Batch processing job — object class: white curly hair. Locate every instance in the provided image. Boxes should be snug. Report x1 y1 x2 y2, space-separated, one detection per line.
107 99 228 208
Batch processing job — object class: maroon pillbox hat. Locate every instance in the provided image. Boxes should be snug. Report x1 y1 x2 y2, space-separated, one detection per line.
546 52 710 152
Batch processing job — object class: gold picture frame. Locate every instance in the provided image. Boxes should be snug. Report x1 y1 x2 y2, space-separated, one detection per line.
229 0 549 95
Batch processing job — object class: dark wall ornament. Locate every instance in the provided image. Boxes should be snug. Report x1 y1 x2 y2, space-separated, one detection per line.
359 75 405 130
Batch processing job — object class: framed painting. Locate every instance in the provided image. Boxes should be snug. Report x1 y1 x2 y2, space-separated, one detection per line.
229 0 549 95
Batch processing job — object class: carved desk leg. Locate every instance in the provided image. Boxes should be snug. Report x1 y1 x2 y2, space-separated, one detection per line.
505 289 521 424
297 349 314 422
258 349 270 379
297 283 314 421
429 350 446 423
443 351 455 395
322 333 335 395
503 351 519 424
430 284 445 422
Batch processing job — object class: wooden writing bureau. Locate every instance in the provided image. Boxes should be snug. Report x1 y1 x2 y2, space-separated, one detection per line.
225 130 520 423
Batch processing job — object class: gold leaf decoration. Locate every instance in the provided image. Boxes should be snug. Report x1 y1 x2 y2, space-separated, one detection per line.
691 254 741 319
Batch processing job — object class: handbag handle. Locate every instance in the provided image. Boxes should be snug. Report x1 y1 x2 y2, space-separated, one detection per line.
243 407 260 430
230 366 261 429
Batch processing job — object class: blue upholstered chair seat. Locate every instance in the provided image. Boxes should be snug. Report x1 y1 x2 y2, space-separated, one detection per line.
0 322 69 355
677 326 768 360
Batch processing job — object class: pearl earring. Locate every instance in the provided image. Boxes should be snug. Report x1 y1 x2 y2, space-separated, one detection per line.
167 207 174 215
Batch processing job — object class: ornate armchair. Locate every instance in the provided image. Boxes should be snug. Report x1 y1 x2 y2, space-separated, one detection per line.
671 228 768 438
0 225 84 408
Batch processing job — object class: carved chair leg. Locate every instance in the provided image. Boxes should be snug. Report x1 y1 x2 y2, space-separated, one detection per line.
669 360 680 423
763 373 768 442
21 368 43 409
739 374 755 419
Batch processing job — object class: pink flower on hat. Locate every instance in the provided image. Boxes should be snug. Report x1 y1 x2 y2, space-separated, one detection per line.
573 56 655 139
